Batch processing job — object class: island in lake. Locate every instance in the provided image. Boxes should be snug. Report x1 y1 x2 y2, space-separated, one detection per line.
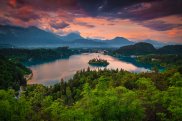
88 58 109 67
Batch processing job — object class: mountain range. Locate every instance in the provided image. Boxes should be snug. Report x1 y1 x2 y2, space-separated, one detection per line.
0 25 178 48
0 25 62 48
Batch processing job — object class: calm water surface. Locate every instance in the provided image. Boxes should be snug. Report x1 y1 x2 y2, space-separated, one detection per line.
27 53 150 85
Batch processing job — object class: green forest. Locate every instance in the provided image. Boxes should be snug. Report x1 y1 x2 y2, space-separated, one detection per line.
115 43 182 55
0 47 73 62
0 56 31 90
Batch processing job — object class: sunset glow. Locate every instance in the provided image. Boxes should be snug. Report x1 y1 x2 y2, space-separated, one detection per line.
0 0 181 43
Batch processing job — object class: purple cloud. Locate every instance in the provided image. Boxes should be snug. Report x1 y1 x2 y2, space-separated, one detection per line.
50 21 70 29
140 20 182 31
76 22 95 28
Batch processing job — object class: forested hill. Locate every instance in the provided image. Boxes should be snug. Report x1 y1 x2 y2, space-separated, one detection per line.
157 45 182 54
115 42 156 55
115 42 182 55
0 56 31 90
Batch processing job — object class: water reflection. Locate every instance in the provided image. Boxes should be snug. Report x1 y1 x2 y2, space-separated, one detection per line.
28 53 150 85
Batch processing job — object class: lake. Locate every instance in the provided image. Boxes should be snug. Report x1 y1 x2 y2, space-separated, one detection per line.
27 53 151 85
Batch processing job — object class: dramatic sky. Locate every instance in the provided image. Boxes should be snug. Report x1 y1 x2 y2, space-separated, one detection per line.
0 0 182 43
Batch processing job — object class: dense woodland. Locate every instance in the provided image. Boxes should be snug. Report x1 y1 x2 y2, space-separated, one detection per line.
0 47 106 66
137 54 182 68
0 46 182 121
115 42 182 55
0 61 182 120
0 56 31 90
0 47 74 63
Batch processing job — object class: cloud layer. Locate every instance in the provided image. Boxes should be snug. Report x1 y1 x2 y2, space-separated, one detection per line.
0 0 181 43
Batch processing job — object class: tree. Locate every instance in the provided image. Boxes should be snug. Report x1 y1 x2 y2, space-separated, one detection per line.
162 86 182 121
0 89 31 121
169 72 182 87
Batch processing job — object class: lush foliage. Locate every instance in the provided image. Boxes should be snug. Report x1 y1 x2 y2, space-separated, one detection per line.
137 54 182 68
0 56 31 90
0 66 182 121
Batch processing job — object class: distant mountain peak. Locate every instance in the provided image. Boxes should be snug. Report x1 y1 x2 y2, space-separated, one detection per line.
28 26 39 29
67 32 81 36
135 42 154 46
113 37 127 40
142 39 166 48
0 24 63 47
143 39 163 43
61 32 83 41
